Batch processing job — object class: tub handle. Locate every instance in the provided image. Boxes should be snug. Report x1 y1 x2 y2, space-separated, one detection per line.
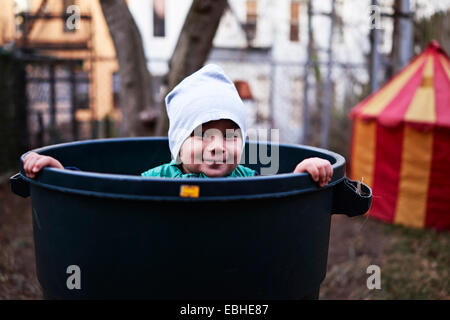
10 173 30 198
331 177 372 217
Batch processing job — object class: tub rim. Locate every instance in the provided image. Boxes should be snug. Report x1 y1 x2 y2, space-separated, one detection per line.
19 137 346 201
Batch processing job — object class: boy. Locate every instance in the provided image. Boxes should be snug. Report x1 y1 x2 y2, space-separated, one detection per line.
24 64 332 187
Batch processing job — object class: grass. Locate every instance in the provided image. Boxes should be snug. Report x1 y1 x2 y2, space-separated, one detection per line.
321 215 450 300
378 223 450 299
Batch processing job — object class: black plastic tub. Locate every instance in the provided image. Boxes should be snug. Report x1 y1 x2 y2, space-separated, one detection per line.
10 137 371 300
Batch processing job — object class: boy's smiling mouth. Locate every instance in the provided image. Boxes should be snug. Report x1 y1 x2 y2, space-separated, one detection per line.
203 159 225 165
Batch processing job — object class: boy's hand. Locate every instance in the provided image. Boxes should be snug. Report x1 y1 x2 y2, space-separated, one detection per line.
23 152 64 179
294 157 333 187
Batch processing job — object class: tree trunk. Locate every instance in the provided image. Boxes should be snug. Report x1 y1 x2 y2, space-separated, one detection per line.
389 0 412 78
156 0 228 136
99 0 156 137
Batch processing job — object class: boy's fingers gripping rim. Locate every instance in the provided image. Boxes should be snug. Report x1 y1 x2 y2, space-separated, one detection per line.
30 155 42 172
24 154 37 173
318 165 327 184
309 164 319 182
33 157 49 172
327 164 333 181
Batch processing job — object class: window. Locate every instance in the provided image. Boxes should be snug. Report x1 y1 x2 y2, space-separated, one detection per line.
290 76 303 125
153 0 165 37
290 0 300 42
245 0 257 41
234 80 253 100
113 72 120 109
63 0 76 33
74 71 89 109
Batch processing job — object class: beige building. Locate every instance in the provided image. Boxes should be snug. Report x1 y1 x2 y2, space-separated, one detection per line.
1 0 122 140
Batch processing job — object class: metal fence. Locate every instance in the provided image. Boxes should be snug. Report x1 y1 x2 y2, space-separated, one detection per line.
23 55 100 149
208 47 368 160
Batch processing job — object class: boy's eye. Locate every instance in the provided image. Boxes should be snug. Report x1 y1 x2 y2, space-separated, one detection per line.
225 133 239 140
226 129 242 140
190 129 241 140
191 131 204 138
203 131 212 139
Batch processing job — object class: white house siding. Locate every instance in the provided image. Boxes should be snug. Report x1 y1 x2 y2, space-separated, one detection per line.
128 0 380 144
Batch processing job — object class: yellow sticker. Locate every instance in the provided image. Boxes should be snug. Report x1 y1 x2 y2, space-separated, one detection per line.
180 185 200 198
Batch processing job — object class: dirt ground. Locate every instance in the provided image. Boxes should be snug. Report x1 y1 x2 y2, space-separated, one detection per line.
0 179 448 300
320 214 387 299
0 181 42 299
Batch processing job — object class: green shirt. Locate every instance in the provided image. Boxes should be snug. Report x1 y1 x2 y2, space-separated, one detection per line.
141 160 257 178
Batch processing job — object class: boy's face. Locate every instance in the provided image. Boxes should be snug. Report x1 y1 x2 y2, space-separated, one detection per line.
179 119 243 177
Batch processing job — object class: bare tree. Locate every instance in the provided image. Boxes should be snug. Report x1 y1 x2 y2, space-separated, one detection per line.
156 0 228 136
99 0 157 137
389 0 413 77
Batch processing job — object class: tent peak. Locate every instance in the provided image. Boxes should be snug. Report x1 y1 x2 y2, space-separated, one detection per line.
426 40 449 58
428 40 440 49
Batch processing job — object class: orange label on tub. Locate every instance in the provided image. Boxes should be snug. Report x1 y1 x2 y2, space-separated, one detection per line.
180 185 200 198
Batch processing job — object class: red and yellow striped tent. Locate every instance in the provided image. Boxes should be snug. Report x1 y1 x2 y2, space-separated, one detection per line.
349 41 450 230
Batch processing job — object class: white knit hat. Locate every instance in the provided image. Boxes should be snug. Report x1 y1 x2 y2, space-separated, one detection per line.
166 64 247 162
